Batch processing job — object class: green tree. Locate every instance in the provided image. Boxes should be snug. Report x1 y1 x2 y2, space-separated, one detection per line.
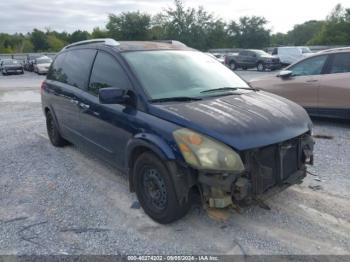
227 16 270 49
31 29 49 51
309 4 350 45
91 27 108 38
106 11 151 40
47 34 65 51
68 30 90 43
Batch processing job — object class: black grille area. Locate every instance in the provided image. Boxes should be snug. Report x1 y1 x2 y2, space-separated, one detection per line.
246 136 302 195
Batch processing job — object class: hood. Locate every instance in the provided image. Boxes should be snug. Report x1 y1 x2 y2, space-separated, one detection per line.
149 91 312 151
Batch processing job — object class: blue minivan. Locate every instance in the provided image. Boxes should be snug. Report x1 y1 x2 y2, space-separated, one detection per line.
41 39 314 223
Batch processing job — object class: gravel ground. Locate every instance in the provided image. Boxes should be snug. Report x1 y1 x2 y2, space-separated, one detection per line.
0 72 349 256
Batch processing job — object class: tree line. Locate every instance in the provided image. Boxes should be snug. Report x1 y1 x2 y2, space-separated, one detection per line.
0 1 349 53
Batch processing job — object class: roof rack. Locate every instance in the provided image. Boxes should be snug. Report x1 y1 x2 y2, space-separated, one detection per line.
63 38 120 50
319 47 350 53
152 40 187 47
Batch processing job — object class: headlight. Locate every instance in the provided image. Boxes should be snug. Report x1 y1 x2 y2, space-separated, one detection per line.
173 128 244 172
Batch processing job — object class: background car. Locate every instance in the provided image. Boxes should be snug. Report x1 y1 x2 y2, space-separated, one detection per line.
272 46 313 65
249 48 350 119
1 59 24 75
33 56 52 74
225 49 281 71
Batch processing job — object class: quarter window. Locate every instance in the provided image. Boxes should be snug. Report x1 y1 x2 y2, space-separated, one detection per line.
89 51 131 95
330 53 350 74
290 55 328 76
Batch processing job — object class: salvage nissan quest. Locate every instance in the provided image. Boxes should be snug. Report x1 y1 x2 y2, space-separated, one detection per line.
41 39 314 224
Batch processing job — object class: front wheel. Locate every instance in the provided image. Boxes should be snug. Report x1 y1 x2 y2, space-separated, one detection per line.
257 63 265 72
229 62 237 71
133 152 191 224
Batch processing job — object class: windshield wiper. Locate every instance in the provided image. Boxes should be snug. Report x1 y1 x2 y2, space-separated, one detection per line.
200 87 257 94
150 96 202 103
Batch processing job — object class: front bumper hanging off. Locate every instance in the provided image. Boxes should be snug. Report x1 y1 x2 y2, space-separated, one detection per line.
199 133 314 208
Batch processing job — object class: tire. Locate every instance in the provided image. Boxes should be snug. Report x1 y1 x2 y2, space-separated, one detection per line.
46 110 67 147
229 62 237 71
133 152 191 224
257 62 265 72
2 70 7 76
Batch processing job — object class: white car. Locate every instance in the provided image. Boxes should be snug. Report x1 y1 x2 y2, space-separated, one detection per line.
34 56 52 75
272 46 312 65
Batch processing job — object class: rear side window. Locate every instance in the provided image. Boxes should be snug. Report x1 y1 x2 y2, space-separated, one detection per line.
330 53 350 74
48 49 96 89
290 55 328 76
47 53 66 82
88 51 131 95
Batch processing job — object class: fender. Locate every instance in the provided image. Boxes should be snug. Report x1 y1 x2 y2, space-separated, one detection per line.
126 132 176 191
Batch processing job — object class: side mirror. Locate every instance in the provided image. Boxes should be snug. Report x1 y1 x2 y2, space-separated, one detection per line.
278 70 293 78
99 87 130 104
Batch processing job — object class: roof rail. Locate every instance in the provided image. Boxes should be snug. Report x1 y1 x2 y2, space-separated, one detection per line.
152 40 187 47
319 47 350 53
63 38 120 50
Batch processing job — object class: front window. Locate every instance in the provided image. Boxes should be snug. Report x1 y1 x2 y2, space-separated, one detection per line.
289 55 328 76
122 51 249 100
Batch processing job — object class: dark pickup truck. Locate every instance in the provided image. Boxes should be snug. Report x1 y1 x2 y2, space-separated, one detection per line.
225 49 281 71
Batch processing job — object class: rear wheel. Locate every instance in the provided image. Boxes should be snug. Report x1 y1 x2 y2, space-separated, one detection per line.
133 152 191 224
46 110 67 147
2 69 7 75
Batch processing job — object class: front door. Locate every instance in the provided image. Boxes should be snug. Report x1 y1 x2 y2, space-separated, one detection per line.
275 54 329 111
77 50 135 167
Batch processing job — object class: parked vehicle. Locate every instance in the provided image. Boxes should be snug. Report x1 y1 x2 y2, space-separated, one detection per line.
34 56 52 75
225 49 281 71
212 53 226 64
42 39 314 223
1 59 24 75
25 54 42 71
250 49 350 119
272 46 312 65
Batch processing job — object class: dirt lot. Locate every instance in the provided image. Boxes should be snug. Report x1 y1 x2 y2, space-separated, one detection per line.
0 71 349 256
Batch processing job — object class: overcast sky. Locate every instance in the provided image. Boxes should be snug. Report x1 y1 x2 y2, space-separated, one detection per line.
0 0 348 34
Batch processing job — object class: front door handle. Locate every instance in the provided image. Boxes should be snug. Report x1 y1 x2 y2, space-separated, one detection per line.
79 103 90 110
306 79 318 83
70 99 79 105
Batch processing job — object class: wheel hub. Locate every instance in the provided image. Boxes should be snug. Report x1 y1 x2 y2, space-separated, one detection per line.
143 168 167 210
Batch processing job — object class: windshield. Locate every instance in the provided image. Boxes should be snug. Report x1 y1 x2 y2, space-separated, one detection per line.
3 60 18 65
37 58 52 64
123 50 249 100
253 50 270 56
301 47 312 54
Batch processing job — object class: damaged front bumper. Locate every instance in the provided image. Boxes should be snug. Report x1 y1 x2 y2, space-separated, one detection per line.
198 133 314 208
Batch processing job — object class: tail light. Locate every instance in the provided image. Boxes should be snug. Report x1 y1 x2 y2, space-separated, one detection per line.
40 81 47 95
224 55 228 65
